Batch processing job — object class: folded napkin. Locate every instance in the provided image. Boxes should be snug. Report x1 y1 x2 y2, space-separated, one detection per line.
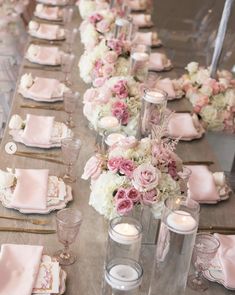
149 53 170 71
37 6 60 20
37 46 60 65
131 14 151 27
214 234 235 288
11 169 49 210
22 114 54 146
134 32 152 45
129 0 147 10
37 24 60 39
155 78 175 98
167 113 199 139
187 165 220 203
0 244 43 295
28 77 61 99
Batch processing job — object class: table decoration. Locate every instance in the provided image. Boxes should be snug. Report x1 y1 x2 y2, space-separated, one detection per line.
148 52 173 72
180 62 235 133
28 21 65 40
148 197 199 295
167 112 205 140
187 165 231 203
130 43 150 82
131 13 153 28
129 0 149 11
188 233 220 291
133 31 162 47
64 91 80 128
61 53 75 85
0 168 72 214
34 4 64 21
18 73 69 102
79 38 130 84
82 135 183 220
77 0 109 20
25 44 62 66
83 76 142 136
9 114 73 148
37 0 70 5
150 77 184 100
103 258 143 295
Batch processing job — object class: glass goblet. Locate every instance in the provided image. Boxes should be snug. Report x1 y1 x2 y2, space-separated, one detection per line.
54 208 82 265
188 233 220 291
64 91 80 128
61 137 82 183
63 7 74 28
61 53 75 86
65 28 78 53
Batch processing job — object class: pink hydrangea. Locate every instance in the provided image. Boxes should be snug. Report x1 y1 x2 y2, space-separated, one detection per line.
112 80 129 99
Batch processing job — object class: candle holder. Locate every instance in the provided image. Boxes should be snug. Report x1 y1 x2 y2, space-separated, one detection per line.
129 44 150 82
114 18 132 40
139 88 167 138
103 258 143 295
148 197 200 295
106 216 142 264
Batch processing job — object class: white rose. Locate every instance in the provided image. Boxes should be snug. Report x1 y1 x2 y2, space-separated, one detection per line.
20 73 33 89
200 85 213 96
29 21 39 31
36 4 43 13
225 89 235 107
213 172 226 187
78 0 96 19
200 105 224 130
0 170 15 189
28 44 39 57
9 114 24 130
185 62 199 75
195 69 210 85
212 93 227 109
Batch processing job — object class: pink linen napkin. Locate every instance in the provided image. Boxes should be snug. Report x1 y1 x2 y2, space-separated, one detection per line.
214 234 235 288
131 14 151 27
41 6 60 19
11 169 49 210
37 24 59 39
149 53 169 71
0 244 43 295
167 113 199 139
187 165 220 203
36 46 60 65
22 114 54 146
129 0 146 10
134 32 152 45
155 78 175 98
28 77 60 99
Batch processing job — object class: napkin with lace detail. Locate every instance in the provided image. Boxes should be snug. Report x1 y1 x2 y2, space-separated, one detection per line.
26 45 61 66
28 21 64 40
149 52 172 71
34 4 63 20
131 14 153 27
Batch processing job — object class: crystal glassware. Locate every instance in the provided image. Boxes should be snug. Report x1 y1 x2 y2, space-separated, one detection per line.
65 28 78 53
61 53 75 86
63 7 74 28
114 18 132 40
63 91 80 128
177 166 192 196
54 208 82 265
103 258 143 295
61 137 82 183
129 44 151 82
188 233 220 291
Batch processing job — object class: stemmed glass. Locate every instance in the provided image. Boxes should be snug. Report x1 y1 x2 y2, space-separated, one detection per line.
54 208 82 265
65 28 78 53
61 137 82 183
61 53 75 86
63 7 74 28
188 233 220 291
64 91 80 128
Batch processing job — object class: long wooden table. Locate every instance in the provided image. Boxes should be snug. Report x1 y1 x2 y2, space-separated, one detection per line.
0 3 234 295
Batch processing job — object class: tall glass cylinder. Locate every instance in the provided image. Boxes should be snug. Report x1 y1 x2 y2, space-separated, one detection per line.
129 44 150 82
106 216 142 263
148 197 200 295
140 89 167 138
114 18 132 40
103 258 143 295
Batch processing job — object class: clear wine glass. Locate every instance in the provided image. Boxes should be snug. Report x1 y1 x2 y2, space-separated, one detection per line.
188 233 220 291
61 53 75 86
61 137 82 183
54 208 82 265
62 7 74 28
64 91 80 128
65 28 78 53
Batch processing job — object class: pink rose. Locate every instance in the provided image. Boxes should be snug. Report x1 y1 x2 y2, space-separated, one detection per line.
89 13 103 25
141 189 159 205
83 88 98 103
107 38 124 55
104 51 118 64
127 187 140 203
132 163 160 192
107 157 122 172
116 198 133 215
102 64 114 77
96 19 110 33
119 159 135 178
112 101 129 125
114 188 127 202
112 80 129 99
93 77 107 87
81 155 103 180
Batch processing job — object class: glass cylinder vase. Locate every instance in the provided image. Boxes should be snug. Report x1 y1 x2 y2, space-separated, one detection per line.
114 18 132 40
148 197 200 295
129 44 150 82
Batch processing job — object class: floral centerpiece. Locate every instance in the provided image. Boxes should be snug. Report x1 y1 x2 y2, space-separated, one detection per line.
83 76 142 136
79 38 130 84
181 62 235 132
77 0 109 20
82 135 182 219
79 9 116 50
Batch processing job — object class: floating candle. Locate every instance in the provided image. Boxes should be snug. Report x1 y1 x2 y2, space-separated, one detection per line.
109 223 140 245
98 116 119 130
131 52 149 62
144 90 166 104
105 133 126 146
166 210 197 234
